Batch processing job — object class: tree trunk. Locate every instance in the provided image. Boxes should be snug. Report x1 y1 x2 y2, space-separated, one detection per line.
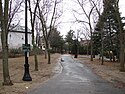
34 55 38 71
101 46 104 65
28 0 39 71
34 47 38 71
119 28 125 71
113 54 115 62
44 44 47 59
2 42 13 85
114 2 125 71
0 0 13 85
119 43 125 71
46 43 51 64
1 28 13 85
101 29 104 65
32 33 38 71
86 44 89 55
47 48 51 64
90 33 93 61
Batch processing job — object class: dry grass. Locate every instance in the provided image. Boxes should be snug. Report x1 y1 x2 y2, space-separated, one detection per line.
0 53 61 94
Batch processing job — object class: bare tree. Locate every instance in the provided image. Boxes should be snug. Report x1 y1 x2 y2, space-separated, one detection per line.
73 0 104 62
90 0 104 64
8 0 23 29
0 0 23 85
38 0 62 64
28 0 39 71
73 0 95 61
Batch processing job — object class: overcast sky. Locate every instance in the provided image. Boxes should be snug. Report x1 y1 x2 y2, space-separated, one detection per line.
119 0 125 16
58 0 125 37
20 0 125 37
58 0 78 36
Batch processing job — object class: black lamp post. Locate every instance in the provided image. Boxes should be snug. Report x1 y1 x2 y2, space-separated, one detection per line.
22 0 32 81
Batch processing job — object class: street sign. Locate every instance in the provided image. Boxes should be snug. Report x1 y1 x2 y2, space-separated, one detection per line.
22 44 31 52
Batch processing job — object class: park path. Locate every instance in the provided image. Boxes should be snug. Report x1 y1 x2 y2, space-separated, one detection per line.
27 54 125 94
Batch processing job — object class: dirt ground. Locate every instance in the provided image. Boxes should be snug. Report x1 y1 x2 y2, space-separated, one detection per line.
0 53 61 94
77 55 125 89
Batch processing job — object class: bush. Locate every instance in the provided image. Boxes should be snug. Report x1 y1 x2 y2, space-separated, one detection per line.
9 48 23 58
29 47 44 55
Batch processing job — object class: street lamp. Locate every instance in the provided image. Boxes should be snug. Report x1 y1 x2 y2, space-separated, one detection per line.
22 0 32 81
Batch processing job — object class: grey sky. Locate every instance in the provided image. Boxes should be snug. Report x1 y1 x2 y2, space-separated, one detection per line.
20 0 125 37
59 0 125 37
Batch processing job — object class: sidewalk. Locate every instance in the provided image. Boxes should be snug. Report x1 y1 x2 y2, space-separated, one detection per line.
77 55 125 89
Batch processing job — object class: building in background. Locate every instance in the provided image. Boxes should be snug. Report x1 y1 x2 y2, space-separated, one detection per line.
0 25 32 51
79 38 90 46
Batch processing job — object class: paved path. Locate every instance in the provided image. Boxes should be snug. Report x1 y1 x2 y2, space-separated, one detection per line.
27 55 125 94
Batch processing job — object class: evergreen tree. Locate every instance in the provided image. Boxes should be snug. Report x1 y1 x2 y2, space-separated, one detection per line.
65 30 74 54
49 27 64 53
93 0 121 62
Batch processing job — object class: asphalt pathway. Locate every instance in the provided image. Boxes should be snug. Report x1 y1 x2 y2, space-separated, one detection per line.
27 55 125 94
